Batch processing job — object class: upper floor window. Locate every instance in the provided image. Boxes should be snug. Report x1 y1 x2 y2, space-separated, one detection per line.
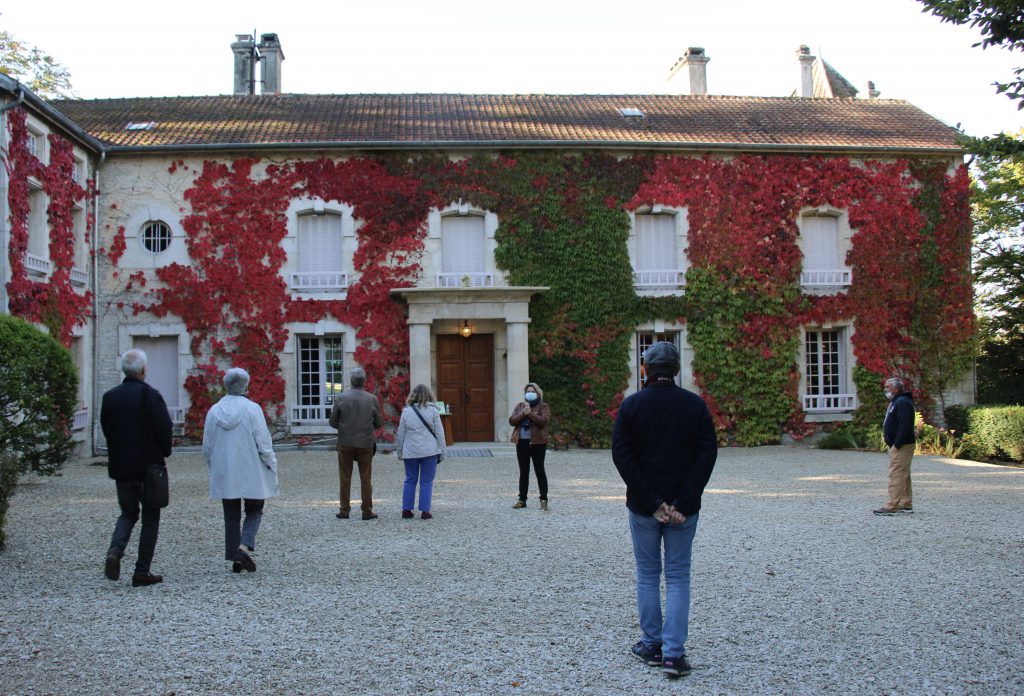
25 126 45 161
141 221 172 253
439 214 492 288
632 209 686 290
293 211 346 292
801 215 850 288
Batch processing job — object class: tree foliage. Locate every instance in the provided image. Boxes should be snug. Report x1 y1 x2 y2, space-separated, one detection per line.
0 314 78 476
0 23 73 99
971 134 1024 403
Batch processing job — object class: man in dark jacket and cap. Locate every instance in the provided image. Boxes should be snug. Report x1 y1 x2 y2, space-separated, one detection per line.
612 341 717 678
874 376 916 515
100 349 173 586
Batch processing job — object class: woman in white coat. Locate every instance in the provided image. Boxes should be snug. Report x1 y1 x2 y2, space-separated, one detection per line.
202 368 279 573
395 384 446 520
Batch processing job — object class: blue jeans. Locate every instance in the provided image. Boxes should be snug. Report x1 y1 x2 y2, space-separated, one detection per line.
222 498 265 560
109 480 161 574
402 456 438 512
628 510 700 659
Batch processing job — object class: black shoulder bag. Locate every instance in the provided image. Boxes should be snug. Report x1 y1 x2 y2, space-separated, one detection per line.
141 386 170 509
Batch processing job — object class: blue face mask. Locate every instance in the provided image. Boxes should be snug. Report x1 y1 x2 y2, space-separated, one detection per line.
525 392 538 403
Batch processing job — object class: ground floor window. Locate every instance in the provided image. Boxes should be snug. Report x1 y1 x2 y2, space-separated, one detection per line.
804 328 854 411
132 335 182 422
637 331 682 390
294 335 344 422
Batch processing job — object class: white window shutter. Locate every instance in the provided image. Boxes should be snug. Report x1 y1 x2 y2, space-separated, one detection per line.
803 217 839 270
636 214 675 270
442 216 485 273
298 212 343 274
131 337 179 408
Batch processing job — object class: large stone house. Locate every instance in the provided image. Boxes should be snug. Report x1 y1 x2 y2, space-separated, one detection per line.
2 37 975 452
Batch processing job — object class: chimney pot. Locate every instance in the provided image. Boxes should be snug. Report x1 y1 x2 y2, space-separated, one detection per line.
257 33 285 95
796 45 816 98
867 80 881 99
667 46 710 96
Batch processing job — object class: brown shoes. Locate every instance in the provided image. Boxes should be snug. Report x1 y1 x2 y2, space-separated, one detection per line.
131 572 163 587
402 509 414 519
512 499 527 509
335 512 349 519
362 512 379 520
873 506 913 516
421 512 433 520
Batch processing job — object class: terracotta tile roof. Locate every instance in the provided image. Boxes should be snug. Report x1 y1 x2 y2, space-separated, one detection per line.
48 93 962 153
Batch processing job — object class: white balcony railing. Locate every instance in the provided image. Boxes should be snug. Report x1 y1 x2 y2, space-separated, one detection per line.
290 272 348 292
167 407 185 424
803 393 857 412
291 404 331 424
24 252 51 276
436 272 494 288
72 407 89 431
70 267 89 287
801 269 851 287
633 269 685 289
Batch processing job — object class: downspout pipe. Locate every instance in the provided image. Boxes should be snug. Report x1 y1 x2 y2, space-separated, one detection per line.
90 149 106 456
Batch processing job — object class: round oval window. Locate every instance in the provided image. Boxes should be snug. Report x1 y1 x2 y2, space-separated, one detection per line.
141 221 172 253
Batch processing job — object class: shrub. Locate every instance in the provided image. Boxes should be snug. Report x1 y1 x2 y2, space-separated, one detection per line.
0 451 20 550
0 314 78 476
967 406 1024 462
944 404 970 435
815 423 886 451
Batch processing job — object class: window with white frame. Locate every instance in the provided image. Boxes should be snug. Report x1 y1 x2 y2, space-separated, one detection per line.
131 336 182 423
634 212 684 288
801 215 849 287
294 335 345 422
25 127 45 161
637 331 682 389
439 214 491 287
141 220 173 253
803 328 855 411
25 185 49 276
294 211 346 292
70 337 88 431
70 205 88 286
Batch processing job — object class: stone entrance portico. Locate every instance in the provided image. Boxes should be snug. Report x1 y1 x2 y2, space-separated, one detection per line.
390 286 548 441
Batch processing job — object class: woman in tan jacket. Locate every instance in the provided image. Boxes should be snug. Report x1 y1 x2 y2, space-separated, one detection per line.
509 382 552 510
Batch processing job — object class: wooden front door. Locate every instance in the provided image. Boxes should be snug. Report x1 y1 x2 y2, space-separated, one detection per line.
437 334 494 442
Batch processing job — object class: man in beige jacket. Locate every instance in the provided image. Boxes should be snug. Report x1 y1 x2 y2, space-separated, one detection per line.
329 368 382 520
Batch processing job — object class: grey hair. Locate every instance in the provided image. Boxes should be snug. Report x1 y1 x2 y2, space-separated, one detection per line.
223 367 251 396
349 368 366 388
120 349 147 378
407 384 435 407
886 377 905 392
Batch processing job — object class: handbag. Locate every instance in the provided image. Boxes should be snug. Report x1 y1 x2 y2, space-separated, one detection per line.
144 464 169 508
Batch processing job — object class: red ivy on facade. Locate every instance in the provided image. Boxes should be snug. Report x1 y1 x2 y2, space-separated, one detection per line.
4 108 92 346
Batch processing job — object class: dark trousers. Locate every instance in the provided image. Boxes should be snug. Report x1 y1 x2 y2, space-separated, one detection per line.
516 440 548 501
338 446 374 514
222 498 266 560
109 480 160 574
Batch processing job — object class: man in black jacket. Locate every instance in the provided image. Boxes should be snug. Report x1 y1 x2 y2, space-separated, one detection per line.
874 377 916 516
612 341 718 679
100 349 173 586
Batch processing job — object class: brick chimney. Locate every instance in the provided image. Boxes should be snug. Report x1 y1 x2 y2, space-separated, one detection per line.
797 45 815 97
258 33 284 95
231 34 257 95
667 47 710 96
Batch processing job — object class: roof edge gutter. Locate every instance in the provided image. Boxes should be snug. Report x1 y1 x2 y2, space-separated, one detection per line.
0 74 105 153
102 140 966 158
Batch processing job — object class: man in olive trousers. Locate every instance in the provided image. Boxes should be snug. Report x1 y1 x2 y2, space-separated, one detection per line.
329 368 382 520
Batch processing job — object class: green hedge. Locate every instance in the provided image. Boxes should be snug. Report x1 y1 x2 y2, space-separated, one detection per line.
944 404 1024 462
0 452 20 550
0 314 77 476
964 405 1024 462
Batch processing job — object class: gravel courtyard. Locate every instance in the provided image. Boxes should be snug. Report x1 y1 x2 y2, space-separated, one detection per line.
1 446 1022 695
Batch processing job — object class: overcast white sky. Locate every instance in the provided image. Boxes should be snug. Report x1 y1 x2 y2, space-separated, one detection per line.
3 0 1023 138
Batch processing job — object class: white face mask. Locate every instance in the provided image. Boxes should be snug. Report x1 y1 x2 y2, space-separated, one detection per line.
884 390 894 401
524 392 538 402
